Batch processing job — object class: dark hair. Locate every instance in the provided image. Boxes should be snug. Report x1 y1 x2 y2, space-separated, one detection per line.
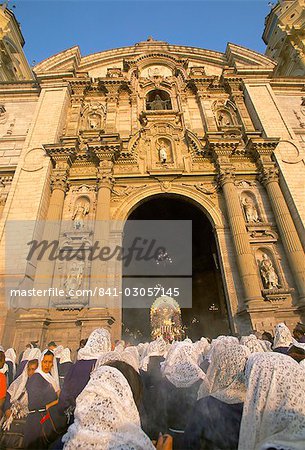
48 341 56 347
262 331 273 344
147 355 165 381
28 359 39 366
288 345 305 356
79 339 88 348
104 360 143 410
0 351 5 369
44 350 54 357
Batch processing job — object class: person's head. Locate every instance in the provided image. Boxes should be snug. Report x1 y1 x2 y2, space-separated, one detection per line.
25 343 32 349
79 338 87 349
262 331 273 344
41 350 54 373
47 341 57 351
104 360 143 410
0 351 5 369
293 323 305 341
253 331 262 340
147 355 165 378
287 345 305 363
27 359 38 377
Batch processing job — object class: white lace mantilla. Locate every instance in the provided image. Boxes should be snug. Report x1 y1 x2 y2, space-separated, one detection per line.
161 341 208 388
238 352 305 450
77 328 111 361
198 343 250 403
62 366 155 449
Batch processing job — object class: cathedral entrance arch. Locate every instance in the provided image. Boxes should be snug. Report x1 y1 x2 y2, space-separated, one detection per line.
122 194 231 342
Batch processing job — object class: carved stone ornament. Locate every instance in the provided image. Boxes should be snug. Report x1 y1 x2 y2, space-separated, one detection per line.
264 292 292 304
249 229 278 242
81 101 106 131
0 192 8 206
182 182 218 198
111 184 148 202
22 147 45 172
300 97 305 116
217 168 235 187
51 172 68 192
97 160 114 188
0 104 7 124
63 260 85 298
71 185 96 194
160 180 172 192
106 68 123 78
259 166 279 186
235 180 257 188
189 66 206 77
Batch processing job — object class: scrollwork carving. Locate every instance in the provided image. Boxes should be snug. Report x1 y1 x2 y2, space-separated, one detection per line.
259 166 279 186
111 184 148 201
217 168 235 187
97 160 114 189
51 172 68 192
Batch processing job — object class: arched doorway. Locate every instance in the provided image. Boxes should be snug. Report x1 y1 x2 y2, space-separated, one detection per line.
122 194 231 342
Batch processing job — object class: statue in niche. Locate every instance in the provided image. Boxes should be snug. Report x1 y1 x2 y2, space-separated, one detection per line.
64 260 85 296
259 253 279 289
72 200 89 229
157 140 171 163
151 94 166 110
217 110 233 127
148 94 171 111
88 113 101 130
159 145 167 163
241 196 260 223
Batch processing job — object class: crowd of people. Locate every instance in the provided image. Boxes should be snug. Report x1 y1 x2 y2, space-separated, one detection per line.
0 322 305 449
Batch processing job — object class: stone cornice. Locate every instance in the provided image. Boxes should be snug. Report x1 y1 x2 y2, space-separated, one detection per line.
44 137 79 169
246 138 279 159
0 80 40 96
207 135 242 156
88 134 121 162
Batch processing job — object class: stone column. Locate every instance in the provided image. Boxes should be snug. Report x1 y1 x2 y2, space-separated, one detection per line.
31 144 77 307
212 143 264 306
89 138 120 308
218 169 264 304
95 161 113 222
249 139 305 303
261 165 305 303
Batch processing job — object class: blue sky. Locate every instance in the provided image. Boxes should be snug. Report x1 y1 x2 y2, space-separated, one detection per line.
12 1 272 65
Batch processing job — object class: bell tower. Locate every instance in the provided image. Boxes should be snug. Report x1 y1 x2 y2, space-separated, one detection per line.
263 0 305 76
0 3 34 81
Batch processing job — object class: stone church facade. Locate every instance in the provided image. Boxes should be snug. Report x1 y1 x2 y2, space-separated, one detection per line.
0 2 304 351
